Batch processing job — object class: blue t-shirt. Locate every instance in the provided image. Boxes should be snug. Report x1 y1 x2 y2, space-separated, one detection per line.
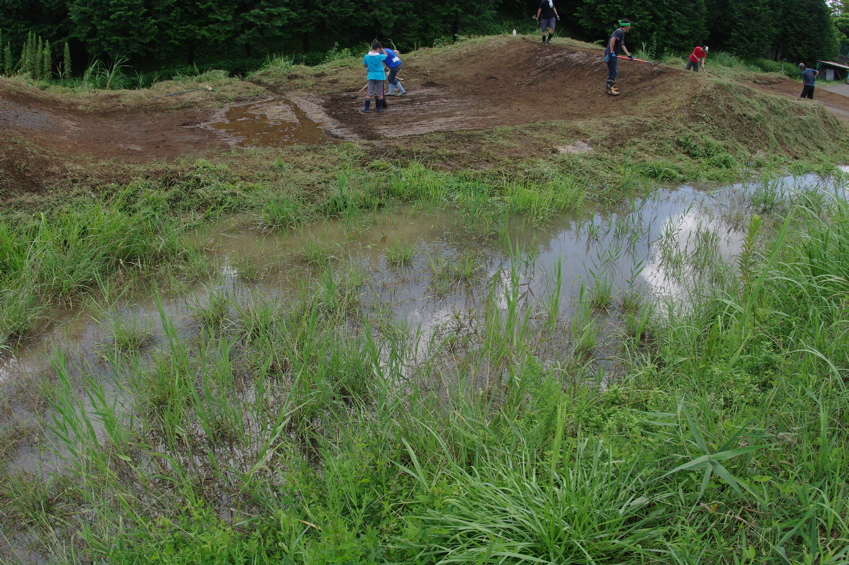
604 28 625 57
364 52 387 80
801 68 816 86
383 48 402 69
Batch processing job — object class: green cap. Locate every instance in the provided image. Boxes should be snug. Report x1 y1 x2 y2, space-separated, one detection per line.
619 20 632 27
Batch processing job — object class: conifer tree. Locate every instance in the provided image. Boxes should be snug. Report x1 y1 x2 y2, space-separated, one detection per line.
577 0 708 54
37 36 44 80
43 40 52 80
724 0 776 58
68 0 157 63
63 41 72 81
18 35 29 77
4 44 12 76
774 0 837 61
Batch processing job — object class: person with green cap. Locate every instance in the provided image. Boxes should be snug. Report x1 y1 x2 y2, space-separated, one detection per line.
603 19 633 96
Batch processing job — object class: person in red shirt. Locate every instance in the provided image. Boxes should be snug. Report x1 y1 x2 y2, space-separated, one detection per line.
686 45 708 72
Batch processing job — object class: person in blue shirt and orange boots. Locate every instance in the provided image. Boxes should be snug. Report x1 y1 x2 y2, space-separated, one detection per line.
362 41 387 113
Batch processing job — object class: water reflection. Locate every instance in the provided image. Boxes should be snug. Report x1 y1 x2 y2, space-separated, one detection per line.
2 172 847 472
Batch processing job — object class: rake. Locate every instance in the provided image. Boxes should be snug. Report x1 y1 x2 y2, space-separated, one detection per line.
617 55 661 66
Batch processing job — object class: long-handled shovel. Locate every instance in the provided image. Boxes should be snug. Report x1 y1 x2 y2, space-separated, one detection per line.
617 55 661 66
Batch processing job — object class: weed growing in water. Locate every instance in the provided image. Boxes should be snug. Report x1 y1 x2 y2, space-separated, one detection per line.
299 236 336 268
190 287 233 329
259 194 308 231
572 283 598 360
427 248 486 296
544 258 563 328
385 240 417 267
589 276 614 311
109 316 155 353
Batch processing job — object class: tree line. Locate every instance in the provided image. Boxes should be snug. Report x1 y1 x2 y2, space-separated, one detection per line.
0 0 840 76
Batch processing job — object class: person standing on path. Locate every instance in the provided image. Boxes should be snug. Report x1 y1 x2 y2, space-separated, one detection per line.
362 41 387 112
603 19 633 96
685 45 708 72
798 63 819 100
534 0 560 44
382 46 406 95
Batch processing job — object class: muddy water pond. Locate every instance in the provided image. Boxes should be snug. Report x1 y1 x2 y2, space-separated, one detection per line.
2 172 846 473
209 98 330 147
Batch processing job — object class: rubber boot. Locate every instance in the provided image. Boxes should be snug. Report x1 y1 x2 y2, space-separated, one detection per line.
362 98 371 112
377 98 384 112
541 36 546 43
397 84 406 96
388 83 395 95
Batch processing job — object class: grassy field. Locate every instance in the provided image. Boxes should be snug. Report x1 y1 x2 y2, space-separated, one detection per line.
2 38 849 564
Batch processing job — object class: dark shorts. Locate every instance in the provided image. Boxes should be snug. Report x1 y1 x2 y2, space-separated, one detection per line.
685 60 699 72
539 17 556 31
801 85 815 99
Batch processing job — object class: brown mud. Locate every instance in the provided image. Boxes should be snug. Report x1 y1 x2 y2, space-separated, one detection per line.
2 36 848 196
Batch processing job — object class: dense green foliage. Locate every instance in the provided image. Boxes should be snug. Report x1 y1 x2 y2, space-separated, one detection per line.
706 0 838 62
576 0 709 56
0 0 840 76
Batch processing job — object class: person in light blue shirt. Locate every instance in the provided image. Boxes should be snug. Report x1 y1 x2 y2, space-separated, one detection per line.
382 47 406 96
362 42 387 112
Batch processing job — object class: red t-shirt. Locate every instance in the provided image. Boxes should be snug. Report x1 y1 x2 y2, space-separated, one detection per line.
689 47 706 63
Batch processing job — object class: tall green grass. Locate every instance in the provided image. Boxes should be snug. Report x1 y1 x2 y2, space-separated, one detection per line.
0 201 184 343
3 180 849 563
3 168 849 563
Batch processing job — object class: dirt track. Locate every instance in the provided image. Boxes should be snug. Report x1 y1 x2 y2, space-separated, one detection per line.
2 36 849 194
322 38 672 139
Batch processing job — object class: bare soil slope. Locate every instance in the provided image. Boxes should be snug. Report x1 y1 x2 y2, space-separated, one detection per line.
2 35 848 196
0 78 231 194
0 85 227 161
321 37 673 139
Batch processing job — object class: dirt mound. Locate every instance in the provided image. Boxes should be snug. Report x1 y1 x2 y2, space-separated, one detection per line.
2 35 849 198
0 79 229 196
322 37 675 139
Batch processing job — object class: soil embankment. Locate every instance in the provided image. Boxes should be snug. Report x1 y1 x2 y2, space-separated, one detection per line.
2 36 849 196
320 38 674 139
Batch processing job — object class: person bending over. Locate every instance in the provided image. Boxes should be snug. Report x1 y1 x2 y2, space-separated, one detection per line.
686 45 708 72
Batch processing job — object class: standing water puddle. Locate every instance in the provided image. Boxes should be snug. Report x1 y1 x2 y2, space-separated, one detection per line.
2 172 847 474
209 98 329 147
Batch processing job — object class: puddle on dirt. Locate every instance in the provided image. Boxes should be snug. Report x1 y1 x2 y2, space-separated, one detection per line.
2 171 847 474
209 98 329 147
